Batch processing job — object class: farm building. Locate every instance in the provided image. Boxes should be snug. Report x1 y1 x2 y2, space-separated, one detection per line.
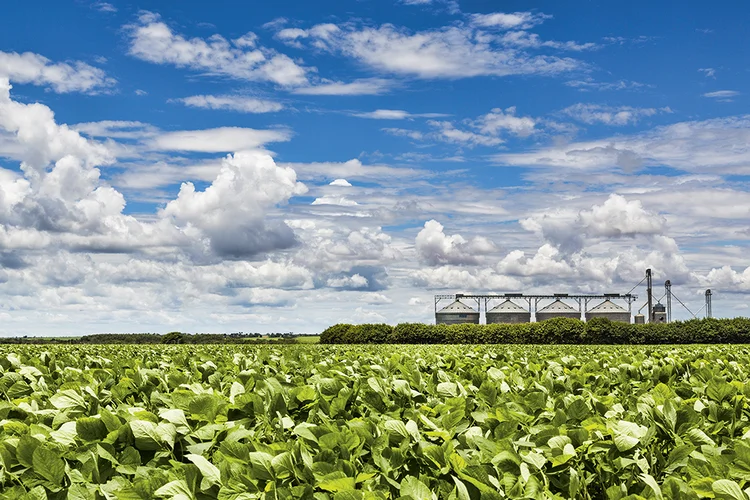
435 300 480 325
486 300 531 324
585 299 631 323
536 299 580 321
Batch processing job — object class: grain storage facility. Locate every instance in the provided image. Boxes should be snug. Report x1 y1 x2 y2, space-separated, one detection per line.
585 299 631 323
536 299 580 321
653 303 667 323
486 299 531 324
435 300 480 325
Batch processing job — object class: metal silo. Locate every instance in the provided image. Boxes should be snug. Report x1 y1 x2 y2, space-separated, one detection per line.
652 303 667 323
486 299 531 324
536 299 580 321
585 299 631 323
435 300 480 325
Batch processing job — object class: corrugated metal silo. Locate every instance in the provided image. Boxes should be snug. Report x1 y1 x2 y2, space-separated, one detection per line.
585 299 631 323
486 299 531 324
435 300 480 325
536 299 580 321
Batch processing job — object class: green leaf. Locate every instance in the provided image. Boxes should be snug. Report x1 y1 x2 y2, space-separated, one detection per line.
640 473 663 500
400 476 434 500
319 476 356 492
247 451 275 481
610 420 648 452
130 420 176 450
712 480 747 500
707 377 737 403
186 454 221 489
32 446 65 486
154 479 196 500
77 416 108 441
50 389 86 410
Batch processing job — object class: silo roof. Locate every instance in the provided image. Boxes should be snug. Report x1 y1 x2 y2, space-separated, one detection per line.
538 299 576 312
488 299 527 313
438 300 477 313
589 299 627 312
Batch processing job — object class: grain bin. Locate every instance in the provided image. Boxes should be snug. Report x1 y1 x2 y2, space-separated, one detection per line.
585 299 631 323
536 299 580 321
652 303 667 323
435 300 480 325
486 299 531 324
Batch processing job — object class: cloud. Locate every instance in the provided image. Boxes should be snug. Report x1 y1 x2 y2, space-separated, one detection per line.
73 120 159 140
469 12 551 30
520 194 666 253
0 51 115 94
411 266 522 290
283 158 424 181
161 152 307 259
474 106 536 136
311 195 359 206
494 115 750 175
703 90 740 99
496 30 599 52
498 244 573 277
561 103 671 126
174 95 284 113
416 219 497 265
384 107 535 147
292 78 392 95
126 11 310 86
91 2 117 13
150 127 291 152
698 68 716 78
427 120 503 146
329 178 352 187
353 109 448 119
327 274 369 289
565 79 647 92
291 22 583 79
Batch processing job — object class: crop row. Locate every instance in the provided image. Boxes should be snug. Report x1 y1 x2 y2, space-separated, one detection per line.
1 344 750 499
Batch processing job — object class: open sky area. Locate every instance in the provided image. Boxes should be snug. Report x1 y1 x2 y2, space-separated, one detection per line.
0 0 748 335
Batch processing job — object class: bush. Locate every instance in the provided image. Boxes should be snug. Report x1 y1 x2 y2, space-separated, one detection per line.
321 318 750 345
320 324 354 344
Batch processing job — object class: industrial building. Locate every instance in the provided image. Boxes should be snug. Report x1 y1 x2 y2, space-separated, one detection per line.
435 300 480 325
585 299 631 323
536 299 581 321
486 300 531 324
652 303 667 323
432 270 716 325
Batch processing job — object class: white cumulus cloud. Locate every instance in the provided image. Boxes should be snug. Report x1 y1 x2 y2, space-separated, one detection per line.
0 51 115 94
416 219 497 266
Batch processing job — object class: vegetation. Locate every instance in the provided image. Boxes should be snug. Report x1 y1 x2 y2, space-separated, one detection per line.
0 333 316 345
321 317 750 345
2 344 750 498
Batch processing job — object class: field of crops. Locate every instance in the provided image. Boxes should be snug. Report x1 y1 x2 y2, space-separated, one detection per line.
2 345 750 499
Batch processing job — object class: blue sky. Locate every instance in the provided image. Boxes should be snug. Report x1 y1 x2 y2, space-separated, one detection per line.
0 0 748 334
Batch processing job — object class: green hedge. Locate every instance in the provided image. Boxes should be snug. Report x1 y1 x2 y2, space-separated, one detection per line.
320 317 750 344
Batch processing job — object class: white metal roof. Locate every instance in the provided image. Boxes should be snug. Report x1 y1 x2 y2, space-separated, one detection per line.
538 299 577 312
438 300 477 313
588 299 627 313
488 299 527 313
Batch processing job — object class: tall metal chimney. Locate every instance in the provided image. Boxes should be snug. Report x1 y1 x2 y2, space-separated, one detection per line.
705 289 712 318
665 280 672 323
646 269 653 323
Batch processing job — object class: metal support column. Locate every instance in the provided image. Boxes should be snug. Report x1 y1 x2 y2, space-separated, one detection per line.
706 289 712 318
646 269 653 323
665 280 672 323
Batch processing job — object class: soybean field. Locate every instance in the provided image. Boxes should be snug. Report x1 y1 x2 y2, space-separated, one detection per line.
1 344 750 499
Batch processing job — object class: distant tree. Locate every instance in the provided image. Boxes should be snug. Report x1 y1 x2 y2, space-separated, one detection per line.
163 331 184 344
